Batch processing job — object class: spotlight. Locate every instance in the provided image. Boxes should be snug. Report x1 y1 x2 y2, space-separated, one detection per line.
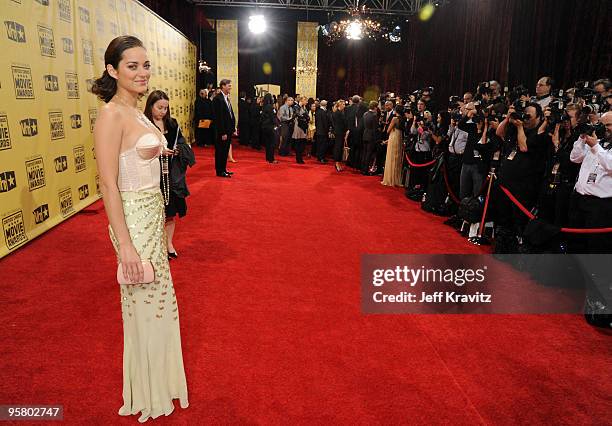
346 20 363 40
248 15 267 34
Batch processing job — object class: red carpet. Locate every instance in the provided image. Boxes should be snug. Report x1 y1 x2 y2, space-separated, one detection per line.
1 144 610 425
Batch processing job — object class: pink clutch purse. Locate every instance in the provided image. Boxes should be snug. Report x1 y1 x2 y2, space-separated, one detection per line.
117 260 155 285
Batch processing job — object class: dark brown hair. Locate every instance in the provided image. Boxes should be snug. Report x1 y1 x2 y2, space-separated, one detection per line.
144 90 175 131
91 36 144 103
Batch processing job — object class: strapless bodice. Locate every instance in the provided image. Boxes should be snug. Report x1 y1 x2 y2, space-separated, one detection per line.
118 133 165 192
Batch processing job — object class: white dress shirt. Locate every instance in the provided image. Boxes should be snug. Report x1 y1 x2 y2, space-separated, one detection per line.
570 136 612 198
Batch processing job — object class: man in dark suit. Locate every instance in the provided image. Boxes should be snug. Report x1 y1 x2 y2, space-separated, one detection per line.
344 95 368 169
361 101 380 174
374 101 395 174
314 100 332 163
212 79 236 178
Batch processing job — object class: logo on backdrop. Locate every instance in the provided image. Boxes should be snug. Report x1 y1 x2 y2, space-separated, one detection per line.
35 0 50 5
48 110 65 140
78 6 90 24
95 175 100 194
96 16 104 33
65 72 79 99
12 65 34 99
58 187 74 217
70 114 82 129
54 155 68 173
37 25 55 57
43 74 59 92
78 184 89 200
3 210 28 250
58 0 72 23
25 156 46 191
0 171 17 193
109 22 118 36
0 114 11 151
85 78 94 93
62 37 73 54
33 204 49 224
5 21 26 43
88 108 97 133
20 118 38 137
82 39 93 65
73 145 86 173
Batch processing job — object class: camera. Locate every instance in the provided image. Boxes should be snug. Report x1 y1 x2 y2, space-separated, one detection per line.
509 100 531 121
576 121 606 139
508 85 530 103
546 90 571 126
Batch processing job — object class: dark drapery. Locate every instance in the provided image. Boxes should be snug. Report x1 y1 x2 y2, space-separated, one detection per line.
317 0 611 103
238 20 297 96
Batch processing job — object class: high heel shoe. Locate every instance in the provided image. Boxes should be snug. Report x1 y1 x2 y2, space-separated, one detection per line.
168 251 178 260
335 164 343 172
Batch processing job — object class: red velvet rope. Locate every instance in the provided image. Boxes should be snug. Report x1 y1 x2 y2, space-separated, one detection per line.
441 164 461 204
405 153 437 168
498 184 612 234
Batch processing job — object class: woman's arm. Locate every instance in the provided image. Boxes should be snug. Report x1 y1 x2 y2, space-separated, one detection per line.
388 117 398 134
94 106 143 283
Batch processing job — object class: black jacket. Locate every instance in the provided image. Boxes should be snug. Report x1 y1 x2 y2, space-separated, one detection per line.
345 103 368 132
260 104 276 131
362 110 379 142
332 110 347 138
315 108 332 136
212 93 236 138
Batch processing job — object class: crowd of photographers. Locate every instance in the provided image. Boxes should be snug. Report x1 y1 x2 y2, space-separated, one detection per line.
375 77 611 257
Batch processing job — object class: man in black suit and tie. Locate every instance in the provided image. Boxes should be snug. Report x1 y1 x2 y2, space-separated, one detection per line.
212 79 236 178
314 100 332 163
361 101 380 174
344 95 368 169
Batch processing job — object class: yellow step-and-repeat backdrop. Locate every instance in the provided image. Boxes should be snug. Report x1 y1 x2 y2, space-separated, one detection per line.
0 0 196 258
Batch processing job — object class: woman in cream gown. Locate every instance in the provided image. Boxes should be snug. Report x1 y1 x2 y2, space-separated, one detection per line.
382 105 405 187
92 36 188 423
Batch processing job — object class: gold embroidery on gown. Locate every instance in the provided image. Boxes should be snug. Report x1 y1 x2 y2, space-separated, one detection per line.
382 128 405 187
109 133 188 423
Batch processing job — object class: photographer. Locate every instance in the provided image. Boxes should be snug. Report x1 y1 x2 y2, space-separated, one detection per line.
535 76 554 108
422 111 452 215
279 97 295 156
569 111 612 329
458 103 490 201
568 110 612 253
494 102 550 251
534 103 581 251
406 111 433 194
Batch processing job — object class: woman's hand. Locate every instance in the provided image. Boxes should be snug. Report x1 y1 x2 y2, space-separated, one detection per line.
119 242 143 283
162 148 175 156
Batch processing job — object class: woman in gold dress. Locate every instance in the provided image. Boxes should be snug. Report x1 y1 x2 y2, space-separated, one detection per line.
92 36 188 423
381 104 406 187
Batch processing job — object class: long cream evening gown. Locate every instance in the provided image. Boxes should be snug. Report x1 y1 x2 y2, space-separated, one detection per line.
382 127 404 187
108 132 189 423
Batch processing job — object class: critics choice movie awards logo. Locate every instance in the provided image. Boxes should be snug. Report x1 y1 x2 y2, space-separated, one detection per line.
65 72 79 98
54 155 68 173
37 25 55 57
3 211 28 250
58 0 71 23
33 204 49 224
0 114 11 151
25 156 46 191
5 21 26 43
78 184 89 200
73 145 86 173
44 74 59 92
88 108 97 133
78 6 90 24
62 37 73 54
48 110 65 140
20 118 38 137
12 65 34 99
82 39 93 65
70 114 82 129
58 187 74 217
0 170 17 193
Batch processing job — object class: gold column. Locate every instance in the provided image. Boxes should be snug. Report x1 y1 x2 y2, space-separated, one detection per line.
216 20 239 121
295 22 319 99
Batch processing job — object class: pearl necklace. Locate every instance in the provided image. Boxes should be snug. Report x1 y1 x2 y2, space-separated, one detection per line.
113 95 170 206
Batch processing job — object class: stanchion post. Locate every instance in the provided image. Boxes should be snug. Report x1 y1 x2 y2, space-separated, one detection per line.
470 168 496 245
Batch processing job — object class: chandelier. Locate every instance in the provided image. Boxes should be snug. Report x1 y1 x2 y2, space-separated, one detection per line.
319 6 390 45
